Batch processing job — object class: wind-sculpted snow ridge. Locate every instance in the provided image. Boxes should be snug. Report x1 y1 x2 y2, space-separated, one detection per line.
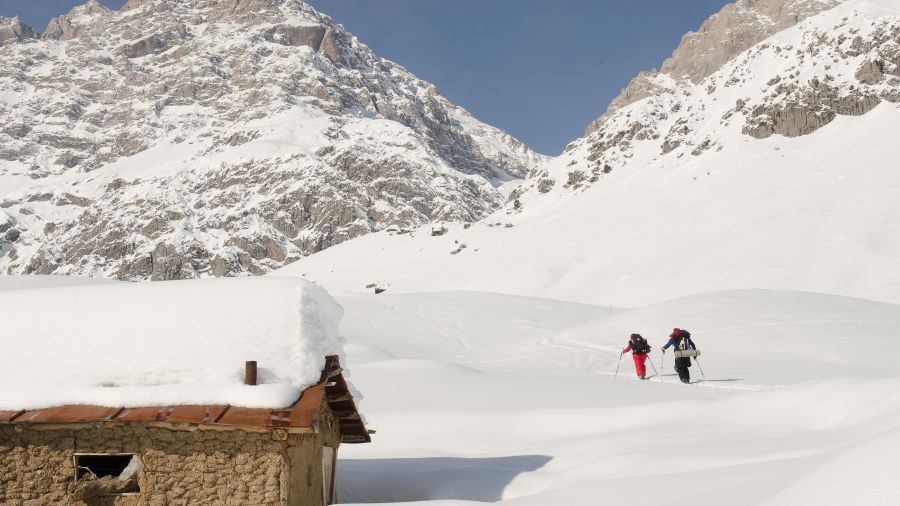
0 0 543 280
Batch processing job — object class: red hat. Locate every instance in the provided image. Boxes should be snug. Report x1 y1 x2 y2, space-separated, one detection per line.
670 328 681 338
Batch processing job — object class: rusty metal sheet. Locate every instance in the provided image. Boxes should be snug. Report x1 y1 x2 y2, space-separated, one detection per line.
22 405 120 423
116 406 175 422
285 355 335 428
216 407 273 427
0 410 24 422
13 410 46 423
166 405 228 424
289 383 325 428
269 409 294 428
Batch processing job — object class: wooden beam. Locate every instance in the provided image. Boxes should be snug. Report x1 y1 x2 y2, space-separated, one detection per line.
339 422 365 431
333 410 360 421
326 392 352 402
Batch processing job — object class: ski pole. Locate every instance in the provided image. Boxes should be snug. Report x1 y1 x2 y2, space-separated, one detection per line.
614 352 623 378
694 356 706 380
646 355 659 379
660 351 665 382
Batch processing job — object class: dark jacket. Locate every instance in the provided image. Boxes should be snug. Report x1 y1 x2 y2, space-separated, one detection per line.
622 336 651 355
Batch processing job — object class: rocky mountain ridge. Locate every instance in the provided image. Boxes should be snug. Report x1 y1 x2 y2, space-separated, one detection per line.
586 0 842 135
514 0 899 205
0 0 542 279
0 17 37 43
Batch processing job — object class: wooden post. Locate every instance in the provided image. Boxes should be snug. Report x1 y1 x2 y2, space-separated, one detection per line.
245 361 257 386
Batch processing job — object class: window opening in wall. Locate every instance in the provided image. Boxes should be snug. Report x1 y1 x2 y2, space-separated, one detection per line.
73 453 142 496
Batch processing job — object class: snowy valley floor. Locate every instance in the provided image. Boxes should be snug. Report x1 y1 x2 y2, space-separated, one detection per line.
334 290 900 505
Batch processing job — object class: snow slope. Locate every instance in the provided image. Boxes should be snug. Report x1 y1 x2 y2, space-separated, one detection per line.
331 289 900 505
0 276 344 410
279 103 900 307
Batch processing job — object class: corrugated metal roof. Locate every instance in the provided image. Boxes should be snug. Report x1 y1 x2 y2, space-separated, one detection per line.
0 356 371 444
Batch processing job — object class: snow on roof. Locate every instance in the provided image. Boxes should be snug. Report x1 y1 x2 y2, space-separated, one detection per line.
0 276 345 411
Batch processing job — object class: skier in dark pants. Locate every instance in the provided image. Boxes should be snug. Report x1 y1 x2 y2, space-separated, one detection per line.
662 328 697 383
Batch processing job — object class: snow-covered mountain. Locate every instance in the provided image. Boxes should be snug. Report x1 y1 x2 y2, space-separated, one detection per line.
281 0 900 307
584 0 844 135
0 0 542 279
274 5 900 503
555 0 897 191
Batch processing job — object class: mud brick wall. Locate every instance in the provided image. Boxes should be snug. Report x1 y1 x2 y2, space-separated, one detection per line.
0 421 337 506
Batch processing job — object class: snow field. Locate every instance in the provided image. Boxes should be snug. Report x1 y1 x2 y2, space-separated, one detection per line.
332 290 900 505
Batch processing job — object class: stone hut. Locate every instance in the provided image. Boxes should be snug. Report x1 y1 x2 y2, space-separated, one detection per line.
0 355 369 505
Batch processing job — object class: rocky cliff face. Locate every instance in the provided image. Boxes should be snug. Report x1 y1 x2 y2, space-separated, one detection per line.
586 0 841 135
0 0 542 279
516 0 899 204
0 18 36 44
660 0 843 83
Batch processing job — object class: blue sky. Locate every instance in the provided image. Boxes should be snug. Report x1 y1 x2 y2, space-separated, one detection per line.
3 0 730 155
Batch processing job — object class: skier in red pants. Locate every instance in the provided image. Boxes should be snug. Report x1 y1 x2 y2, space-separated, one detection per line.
621 333 652 380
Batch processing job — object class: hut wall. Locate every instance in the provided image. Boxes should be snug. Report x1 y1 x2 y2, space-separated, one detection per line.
285 405 343 505
0 422 327 505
